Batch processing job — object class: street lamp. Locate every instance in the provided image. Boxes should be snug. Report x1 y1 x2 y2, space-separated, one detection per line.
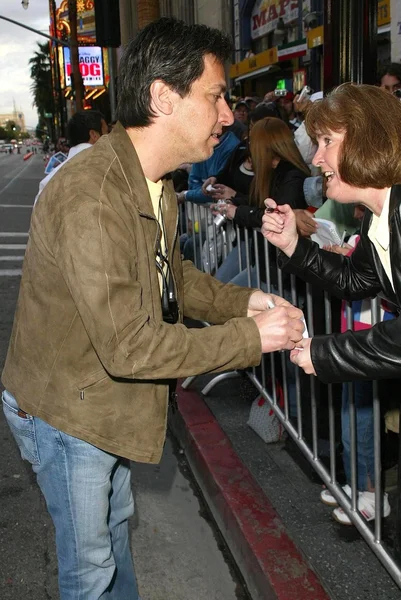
21 0 29 9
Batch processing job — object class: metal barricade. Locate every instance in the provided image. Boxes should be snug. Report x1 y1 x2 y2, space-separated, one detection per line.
179 199 401 588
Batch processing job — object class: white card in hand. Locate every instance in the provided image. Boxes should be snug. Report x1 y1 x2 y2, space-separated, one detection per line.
301 317 309 338
266 298 309 350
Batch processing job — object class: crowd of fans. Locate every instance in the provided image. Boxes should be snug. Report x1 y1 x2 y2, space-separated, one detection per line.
172 63 401 527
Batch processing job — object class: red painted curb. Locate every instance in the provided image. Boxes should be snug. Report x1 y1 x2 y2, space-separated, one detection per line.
170 381 330 600
23 152 34 161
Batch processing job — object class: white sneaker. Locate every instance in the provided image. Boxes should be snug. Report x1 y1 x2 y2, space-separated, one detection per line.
332 491 391 525
320 484 353 507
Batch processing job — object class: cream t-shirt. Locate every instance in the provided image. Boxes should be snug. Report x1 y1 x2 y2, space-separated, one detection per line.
146 178 167 293
368 188 394 291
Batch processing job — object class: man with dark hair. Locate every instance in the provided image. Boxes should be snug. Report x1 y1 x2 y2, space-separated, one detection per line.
35 109 108 203
379 62 401 94
67 109 108 146
116 18 233 129
2 18 303 599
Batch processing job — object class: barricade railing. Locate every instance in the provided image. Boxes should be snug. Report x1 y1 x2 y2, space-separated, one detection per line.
178 199 401 588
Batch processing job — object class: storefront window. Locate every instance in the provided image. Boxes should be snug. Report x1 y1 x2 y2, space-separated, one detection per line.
252 32 273 54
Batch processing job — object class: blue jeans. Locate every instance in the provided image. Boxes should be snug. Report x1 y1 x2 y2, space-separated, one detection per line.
2 390 139 600
230 265 268 290
341 381 375 490
215 241 248 283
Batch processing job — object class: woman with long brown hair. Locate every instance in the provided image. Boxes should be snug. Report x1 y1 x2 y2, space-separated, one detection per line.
249 116 310 209
227 116 310 288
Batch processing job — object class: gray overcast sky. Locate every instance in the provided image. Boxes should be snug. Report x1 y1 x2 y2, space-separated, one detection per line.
0 0 51 129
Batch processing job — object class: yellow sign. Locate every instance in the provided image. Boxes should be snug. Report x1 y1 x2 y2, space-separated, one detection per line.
307 25 324 48
229 47 278 79
378 0 390 27
377 0 391 27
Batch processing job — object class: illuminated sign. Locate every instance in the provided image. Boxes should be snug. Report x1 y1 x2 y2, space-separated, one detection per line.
251 0 298 40
63 46 104 87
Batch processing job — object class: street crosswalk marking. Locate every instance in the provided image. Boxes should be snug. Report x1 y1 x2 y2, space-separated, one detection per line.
0 256 25 261
0 232 28 277
0 205 33 208
0 270 22 276
0 232 29 237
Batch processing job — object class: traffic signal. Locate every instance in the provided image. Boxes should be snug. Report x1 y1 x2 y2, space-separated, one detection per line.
94 0 121 47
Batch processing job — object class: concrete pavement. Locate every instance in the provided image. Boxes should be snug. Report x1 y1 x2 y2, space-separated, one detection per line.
170 372 401 600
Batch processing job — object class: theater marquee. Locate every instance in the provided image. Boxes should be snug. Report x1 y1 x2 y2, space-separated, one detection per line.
63 46 104 87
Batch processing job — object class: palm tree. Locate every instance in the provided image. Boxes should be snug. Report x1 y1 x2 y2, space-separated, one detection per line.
29 42 55 137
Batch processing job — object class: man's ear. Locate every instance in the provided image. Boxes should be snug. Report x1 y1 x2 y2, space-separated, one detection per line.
88 129 100 144
149 80 176 116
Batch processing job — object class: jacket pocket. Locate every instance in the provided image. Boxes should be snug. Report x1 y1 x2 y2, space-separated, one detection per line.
2 390 40 465
77 371 109 400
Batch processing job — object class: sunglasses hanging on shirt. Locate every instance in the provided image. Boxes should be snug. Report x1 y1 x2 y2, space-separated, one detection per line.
155 190 179 324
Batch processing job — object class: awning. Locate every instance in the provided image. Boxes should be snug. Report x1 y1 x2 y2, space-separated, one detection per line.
229 47 278 81
235 64 280 84
278 40 308 61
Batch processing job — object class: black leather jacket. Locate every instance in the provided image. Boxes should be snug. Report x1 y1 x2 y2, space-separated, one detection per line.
279 185 401 383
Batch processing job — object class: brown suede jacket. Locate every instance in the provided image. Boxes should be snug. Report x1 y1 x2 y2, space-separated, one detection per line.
2 123 261 463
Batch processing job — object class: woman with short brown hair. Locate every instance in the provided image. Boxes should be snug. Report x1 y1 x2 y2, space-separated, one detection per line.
305 83 401 189
261 81 401 380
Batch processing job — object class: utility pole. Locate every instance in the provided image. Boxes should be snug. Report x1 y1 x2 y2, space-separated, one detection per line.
68 0 84 111
137 0 159 29
50 0 65 136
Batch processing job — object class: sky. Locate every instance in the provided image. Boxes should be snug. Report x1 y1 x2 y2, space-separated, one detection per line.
0 0 51 129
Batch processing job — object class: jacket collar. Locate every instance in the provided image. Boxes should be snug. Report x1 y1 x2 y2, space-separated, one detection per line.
106 121 178 250
368 188 391 252
363 185 401 304
106 121 159 216
389 184 401 218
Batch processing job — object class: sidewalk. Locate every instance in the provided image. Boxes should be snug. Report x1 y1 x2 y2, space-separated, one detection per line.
169 372 401 600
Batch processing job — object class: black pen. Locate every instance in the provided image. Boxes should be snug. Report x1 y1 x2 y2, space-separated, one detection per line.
265 207 282 214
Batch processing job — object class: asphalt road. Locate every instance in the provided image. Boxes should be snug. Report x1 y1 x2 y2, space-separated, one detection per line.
0 152 250 600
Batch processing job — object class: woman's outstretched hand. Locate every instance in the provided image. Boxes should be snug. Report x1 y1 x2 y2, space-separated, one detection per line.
290 338 316 376
261 199 299 257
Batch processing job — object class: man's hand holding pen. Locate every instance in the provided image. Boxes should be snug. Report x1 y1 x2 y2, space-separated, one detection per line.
247 290 305 354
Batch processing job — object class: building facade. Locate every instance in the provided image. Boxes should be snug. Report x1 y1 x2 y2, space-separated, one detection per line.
0 111 26 133
230 0 323 98
116 0 392 100
119 0 232 45
230 0 392 97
